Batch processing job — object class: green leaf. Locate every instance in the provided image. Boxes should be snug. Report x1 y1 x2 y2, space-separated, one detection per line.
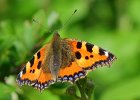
0 83 15 100
100 76 140 100
22 88 60 100
47 12 62 32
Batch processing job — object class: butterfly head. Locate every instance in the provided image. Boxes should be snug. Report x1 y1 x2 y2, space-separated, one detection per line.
53 32 60 39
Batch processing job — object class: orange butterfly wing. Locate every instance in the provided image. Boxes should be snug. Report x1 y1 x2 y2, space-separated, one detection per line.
57 39 116 83
33 69 54 91
16 44 54 90
58 62 86 83
67 39 116 71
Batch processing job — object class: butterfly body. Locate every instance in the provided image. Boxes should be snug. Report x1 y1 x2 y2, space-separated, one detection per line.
17 33 116 91
45 33 74 81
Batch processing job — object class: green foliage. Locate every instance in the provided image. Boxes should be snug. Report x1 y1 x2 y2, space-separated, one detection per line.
66 78 94 100
100 76 140 100
0 0 140 100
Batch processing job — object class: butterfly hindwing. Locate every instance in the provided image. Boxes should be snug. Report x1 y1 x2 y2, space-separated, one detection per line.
58 62 86 83
33 69 55 91
66 39 116 71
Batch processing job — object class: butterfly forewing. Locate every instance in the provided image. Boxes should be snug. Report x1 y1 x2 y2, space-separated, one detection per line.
66 39 116 71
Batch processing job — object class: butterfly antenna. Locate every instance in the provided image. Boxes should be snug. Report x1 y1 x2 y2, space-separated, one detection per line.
32 18 54 36
60 9 77 31
32 9 77 33
32 18 48 30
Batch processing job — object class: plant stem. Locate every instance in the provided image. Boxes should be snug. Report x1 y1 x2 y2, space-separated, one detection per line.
76 81 88 100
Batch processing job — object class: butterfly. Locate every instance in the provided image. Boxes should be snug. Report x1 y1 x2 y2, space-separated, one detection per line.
16 33 116 91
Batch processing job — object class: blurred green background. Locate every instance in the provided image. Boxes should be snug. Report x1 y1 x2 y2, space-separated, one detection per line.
0 0 140 100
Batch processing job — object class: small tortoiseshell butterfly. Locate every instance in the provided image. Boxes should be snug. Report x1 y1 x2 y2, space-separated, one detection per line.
16 33 116 91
